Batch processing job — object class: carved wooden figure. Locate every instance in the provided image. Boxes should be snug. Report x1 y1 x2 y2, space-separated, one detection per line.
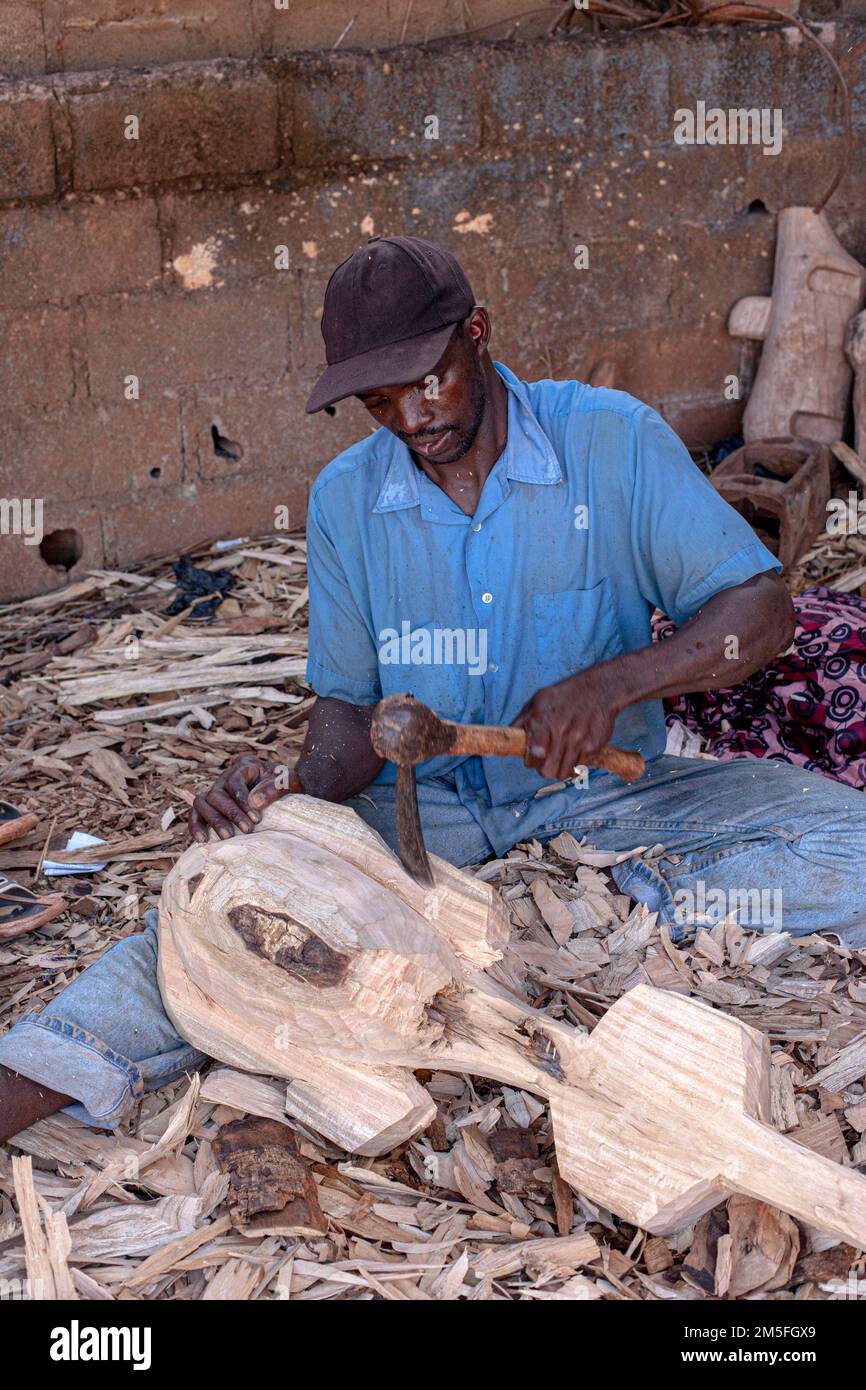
729 207 866 445
159 798 866 1246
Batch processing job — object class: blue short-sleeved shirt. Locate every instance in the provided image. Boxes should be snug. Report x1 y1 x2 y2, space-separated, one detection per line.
306 361 780 850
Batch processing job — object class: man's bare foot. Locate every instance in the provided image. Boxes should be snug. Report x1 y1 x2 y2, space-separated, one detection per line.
0 1064 72 1144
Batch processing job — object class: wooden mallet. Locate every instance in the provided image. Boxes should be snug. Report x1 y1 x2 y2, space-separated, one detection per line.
370 693 645 886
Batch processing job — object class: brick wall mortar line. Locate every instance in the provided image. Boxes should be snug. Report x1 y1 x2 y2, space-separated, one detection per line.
2 128 861 214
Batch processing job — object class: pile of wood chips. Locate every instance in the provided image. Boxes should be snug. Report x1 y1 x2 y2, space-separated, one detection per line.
1 527 865 1302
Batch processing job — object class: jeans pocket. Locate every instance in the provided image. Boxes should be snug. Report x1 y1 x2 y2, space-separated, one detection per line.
532 579 623 688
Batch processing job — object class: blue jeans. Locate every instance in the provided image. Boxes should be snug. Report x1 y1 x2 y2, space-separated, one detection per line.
1 754 864 1129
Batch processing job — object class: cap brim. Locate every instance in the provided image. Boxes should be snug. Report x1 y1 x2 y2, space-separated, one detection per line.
305 321 457 413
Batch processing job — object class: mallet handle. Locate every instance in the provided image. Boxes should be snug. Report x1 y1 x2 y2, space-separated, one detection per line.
442 720 645 783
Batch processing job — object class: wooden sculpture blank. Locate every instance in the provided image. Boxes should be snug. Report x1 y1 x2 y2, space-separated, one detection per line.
158 798 866 1246
729 207 866 445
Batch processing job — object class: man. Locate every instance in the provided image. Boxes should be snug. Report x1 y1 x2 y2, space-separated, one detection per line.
2 234 865 1144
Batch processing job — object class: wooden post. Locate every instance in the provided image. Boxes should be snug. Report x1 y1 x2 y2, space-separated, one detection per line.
728 207 866 444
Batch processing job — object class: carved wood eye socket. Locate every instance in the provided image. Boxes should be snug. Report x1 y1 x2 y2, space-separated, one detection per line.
227 904 350 988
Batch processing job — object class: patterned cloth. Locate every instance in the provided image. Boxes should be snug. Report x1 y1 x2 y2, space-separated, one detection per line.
655 585 866 788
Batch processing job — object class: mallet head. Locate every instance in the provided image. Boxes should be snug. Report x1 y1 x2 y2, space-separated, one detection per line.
370 693 452 766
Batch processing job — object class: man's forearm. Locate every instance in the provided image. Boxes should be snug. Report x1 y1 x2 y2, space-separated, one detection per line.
295 695 384 801
608 570 796 715
0 1066 72 1144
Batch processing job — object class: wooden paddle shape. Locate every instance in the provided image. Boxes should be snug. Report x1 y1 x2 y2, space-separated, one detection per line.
547 985 866 1243
159 797 866 1246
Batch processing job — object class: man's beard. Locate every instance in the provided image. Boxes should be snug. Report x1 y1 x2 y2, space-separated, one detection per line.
402 366 487 466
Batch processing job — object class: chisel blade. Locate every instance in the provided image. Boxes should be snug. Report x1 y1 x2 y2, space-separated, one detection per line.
394 763 434 887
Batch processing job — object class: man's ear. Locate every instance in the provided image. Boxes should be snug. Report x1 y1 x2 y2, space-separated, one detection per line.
466 306 490 353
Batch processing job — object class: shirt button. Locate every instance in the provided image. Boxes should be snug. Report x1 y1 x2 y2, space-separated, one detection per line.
472 523 482 532
481 591 493 603
488 662 498 672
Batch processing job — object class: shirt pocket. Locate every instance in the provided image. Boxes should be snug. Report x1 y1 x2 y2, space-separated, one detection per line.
377 618 471 720
532 579 624 688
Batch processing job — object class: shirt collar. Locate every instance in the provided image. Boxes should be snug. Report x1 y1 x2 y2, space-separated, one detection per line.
372 360 561 514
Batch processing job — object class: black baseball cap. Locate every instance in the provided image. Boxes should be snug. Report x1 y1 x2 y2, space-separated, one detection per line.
305 235 476 413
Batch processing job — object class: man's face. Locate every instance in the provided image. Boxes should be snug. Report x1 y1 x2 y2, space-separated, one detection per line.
355 317 487 466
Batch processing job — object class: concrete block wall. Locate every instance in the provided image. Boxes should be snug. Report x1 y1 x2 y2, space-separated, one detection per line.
3 0 863 76
2 1 567 76
1 20 865 599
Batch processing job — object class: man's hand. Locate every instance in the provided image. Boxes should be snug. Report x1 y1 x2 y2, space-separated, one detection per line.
189 755 303 843
188 696 385 843
512 669 618 782
511 570 794 784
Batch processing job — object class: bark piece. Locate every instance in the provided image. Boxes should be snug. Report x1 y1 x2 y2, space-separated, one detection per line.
489 1128 545 1197
682 1208 727 1295
213 1117 327 1238
792 1243 859 1286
